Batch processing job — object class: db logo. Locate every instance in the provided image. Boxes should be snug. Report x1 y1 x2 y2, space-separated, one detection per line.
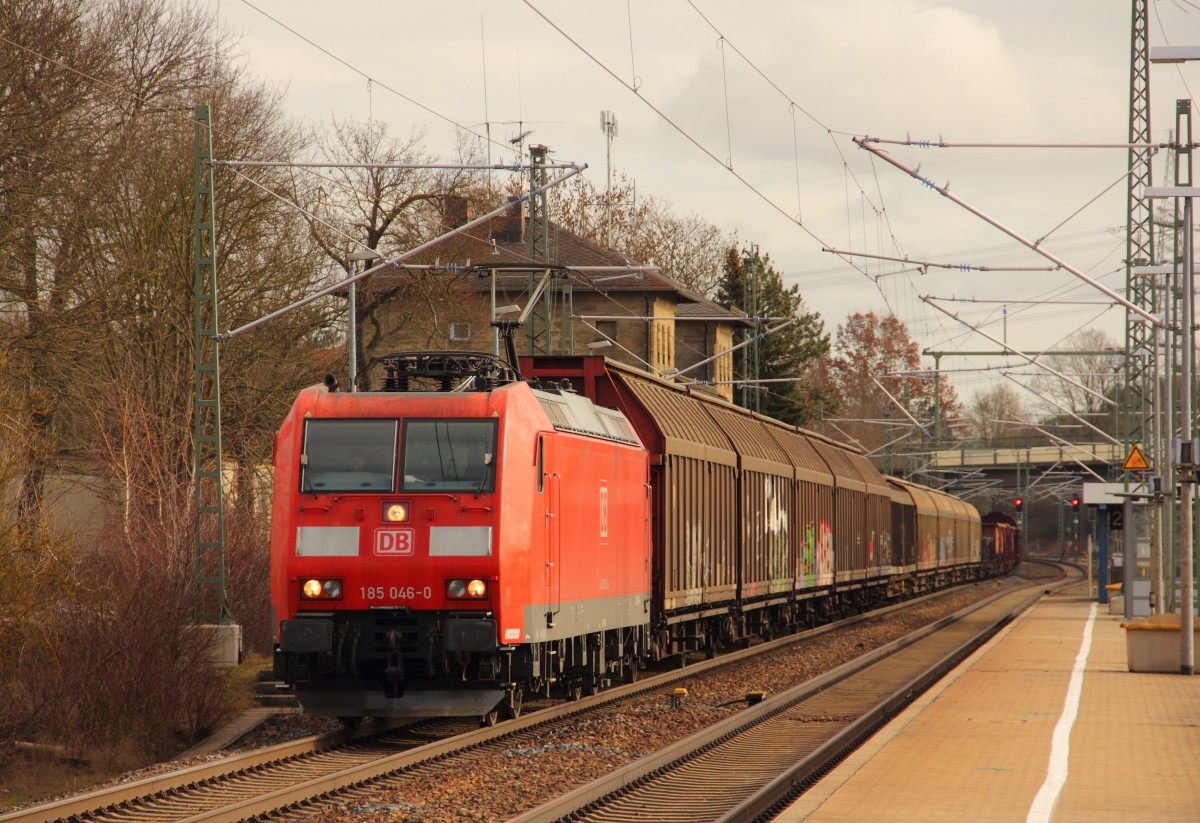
375 528 414 556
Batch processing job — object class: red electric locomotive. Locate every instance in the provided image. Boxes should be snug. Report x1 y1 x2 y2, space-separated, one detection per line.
270 352 650 722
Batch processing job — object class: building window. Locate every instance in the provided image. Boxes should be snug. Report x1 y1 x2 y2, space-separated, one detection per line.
595 320 617 346
449 322 471 342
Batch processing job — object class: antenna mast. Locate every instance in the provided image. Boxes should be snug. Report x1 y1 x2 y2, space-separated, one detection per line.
600 110 618 247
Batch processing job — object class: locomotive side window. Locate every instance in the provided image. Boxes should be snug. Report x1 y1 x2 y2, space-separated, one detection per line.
402 419 497 493
537 436 544 494
301 419 397 493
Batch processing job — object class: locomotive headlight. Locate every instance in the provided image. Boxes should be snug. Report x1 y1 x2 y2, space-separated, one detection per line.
383 501 410 522
301 578 343 600
446 578 488 599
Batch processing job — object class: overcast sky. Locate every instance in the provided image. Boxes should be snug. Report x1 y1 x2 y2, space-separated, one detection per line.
212 0 1200 404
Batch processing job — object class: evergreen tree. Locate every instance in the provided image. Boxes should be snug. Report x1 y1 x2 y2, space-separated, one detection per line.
715 247 831 426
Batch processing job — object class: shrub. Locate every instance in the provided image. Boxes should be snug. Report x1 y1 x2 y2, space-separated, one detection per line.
2 520 234 765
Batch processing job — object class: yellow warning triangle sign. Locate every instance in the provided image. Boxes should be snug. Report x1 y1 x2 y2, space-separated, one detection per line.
1121 443 1152 472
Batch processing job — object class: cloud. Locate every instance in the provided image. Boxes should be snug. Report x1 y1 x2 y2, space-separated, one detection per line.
214 0 1200 397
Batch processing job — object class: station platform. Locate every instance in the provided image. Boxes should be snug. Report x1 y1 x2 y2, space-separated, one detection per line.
779 585 1200 822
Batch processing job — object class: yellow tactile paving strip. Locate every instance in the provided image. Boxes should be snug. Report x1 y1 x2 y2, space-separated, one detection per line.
778 592 1200 822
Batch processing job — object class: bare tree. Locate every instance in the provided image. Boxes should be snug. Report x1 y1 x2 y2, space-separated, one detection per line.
548 168 730 295
298 117 491 388
964 384 1033 447
1029 328 1123 426
0 0 329 608
0 0 116 542
0 0 337 769
59 2 321 538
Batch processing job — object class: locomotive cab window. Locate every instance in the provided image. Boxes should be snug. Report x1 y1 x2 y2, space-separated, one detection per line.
301 419 397 493
402 419 497 493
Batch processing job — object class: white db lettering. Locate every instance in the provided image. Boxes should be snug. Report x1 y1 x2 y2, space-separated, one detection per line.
375 528 413 556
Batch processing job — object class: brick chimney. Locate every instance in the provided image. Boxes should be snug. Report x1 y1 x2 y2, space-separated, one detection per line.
503 196 525 243
442 195 471 230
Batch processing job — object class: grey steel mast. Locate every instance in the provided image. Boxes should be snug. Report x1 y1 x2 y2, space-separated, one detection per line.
192 103 227 623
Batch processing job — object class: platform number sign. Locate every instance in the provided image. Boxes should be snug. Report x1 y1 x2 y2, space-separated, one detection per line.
599 482 609 544
1110 509 1125 531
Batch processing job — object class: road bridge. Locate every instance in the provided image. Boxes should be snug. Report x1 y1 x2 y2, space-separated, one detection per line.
911 443 1130 559
907 442 1127 514
930 443 1124 471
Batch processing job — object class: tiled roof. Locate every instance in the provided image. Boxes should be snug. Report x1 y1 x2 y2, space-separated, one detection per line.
676 299 748 324
369 212 714 304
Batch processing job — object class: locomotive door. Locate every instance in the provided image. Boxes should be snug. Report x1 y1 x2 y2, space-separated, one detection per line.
541 435 562 628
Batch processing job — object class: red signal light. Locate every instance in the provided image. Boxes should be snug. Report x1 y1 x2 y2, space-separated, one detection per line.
1014 497 1024 511
1070 496 1080 510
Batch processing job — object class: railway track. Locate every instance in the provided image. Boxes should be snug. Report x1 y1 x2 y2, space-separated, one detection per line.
512 559 1078 823
0 720 479 823
1 565 1070 823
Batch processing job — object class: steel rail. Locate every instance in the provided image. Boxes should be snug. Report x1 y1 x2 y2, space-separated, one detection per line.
0 723 401 823
2 579 1037 823
181 587 982 822
508 562 1075 823
716 587 1062 822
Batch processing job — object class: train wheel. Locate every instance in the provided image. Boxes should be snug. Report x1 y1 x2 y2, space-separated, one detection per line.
503 687 523 720
480 709 500 727
567 679 584 701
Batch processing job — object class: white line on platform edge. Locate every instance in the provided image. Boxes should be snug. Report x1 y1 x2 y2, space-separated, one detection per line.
1026 601 1098 823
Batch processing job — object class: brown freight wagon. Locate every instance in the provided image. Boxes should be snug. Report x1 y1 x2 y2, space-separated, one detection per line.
891 476 981 587
841 447 895 581
928 486 980 577
704 404 796 603
765 426 835 593
522 356 984 654
886 478 916 579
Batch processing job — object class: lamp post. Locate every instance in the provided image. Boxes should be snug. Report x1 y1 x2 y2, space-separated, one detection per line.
1179 184 1194 676
1144 179 1195 676
1145 49 1197 670
1131 266 1174 613
347 248 381 392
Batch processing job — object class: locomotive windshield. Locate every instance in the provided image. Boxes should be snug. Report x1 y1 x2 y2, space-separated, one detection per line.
402 419 497 493
301 419 397 493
